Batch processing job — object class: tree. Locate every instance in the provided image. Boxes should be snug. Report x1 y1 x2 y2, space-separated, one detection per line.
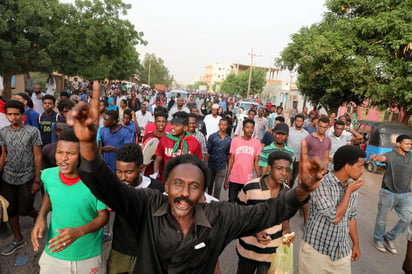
49 0 145 80
325 0 412 123
220 68 266 96
280 0 412 122
0 0 62 99
138 53 173 88
279 22 367 114
0 0 145 99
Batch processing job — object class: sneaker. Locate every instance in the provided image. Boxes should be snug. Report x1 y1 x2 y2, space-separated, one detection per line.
374 241 386 253
384 239 398 254
0 239 27 256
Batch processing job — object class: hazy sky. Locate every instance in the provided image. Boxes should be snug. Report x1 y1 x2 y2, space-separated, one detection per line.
63 0 328 84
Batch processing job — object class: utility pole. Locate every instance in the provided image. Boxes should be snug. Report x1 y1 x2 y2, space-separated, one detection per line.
148 63 151 87
247 48 261 98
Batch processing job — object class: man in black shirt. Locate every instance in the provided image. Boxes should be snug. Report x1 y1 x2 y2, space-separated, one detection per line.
69 81 324 274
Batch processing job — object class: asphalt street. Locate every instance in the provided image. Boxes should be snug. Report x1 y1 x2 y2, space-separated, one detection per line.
0 169 408 274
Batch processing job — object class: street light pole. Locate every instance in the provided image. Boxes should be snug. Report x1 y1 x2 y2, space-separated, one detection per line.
247 48 261 98
148 63 151 87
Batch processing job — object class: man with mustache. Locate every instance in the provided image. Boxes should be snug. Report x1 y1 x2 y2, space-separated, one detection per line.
69 81 324 274
107 143 164 274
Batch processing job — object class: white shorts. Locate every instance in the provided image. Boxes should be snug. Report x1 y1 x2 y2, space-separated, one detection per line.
39 250 104 274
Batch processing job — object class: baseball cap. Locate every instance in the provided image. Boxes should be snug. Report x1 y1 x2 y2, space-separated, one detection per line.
273 122 289 135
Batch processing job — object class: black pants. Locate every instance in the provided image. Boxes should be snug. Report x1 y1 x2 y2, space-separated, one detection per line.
237 256 270 274
229 182 244 202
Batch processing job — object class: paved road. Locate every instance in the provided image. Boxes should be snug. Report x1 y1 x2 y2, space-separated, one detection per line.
0 169 408 273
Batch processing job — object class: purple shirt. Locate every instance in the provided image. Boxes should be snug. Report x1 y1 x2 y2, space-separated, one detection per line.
304 133 331 165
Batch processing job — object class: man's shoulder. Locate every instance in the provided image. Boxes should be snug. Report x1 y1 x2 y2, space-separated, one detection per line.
148 178 165 192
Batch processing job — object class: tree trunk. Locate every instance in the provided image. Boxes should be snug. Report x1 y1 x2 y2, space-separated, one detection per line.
401 111 411 126
2 74 12 101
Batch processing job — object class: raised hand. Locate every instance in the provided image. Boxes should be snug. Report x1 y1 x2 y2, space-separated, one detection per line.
67 80 100 143
300 157 324 193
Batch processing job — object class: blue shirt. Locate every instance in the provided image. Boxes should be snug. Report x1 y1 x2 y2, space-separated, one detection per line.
124 122 137 143
207 132 231 169
303 124 317 134
219 101 227 112
24 107 39 128
99 125 134 171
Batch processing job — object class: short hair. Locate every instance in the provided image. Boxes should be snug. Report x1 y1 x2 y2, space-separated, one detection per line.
173 111 189 125
277 106 283 111
248 109 256 115
188 113 197 120
57 98 75 112
155 110 168 120
219 118 228 124
164 154 209 191
121 99 127 105
123 108 133 117
334 120 345 127
154 106 167 114
333 145 366 171
243 118 255 127
60 91 69 98
58 127 79 143
311 116 319 122
295 113 305 121
268 151 293 167
100 99 108 107
42 94 56 104
346 117 352 123
5 100 24 114
116 143 143 166
396 134 411 143
105 110 118 121
319 116 329 124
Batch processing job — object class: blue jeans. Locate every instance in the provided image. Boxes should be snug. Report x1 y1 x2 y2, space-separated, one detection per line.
373 188 412 242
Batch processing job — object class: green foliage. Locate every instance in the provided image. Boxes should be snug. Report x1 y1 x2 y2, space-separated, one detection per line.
220 68 266 96
280 0 412 120
49 0 145 80
0 0 145 98
138 53 173 88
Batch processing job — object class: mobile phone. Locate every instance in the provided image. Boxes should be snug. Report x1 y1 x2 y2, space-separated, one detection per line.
15 255 29 266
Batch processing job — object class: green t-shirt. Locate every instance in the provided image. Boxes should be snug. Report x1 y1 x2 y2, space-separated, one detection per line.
42 167 106 261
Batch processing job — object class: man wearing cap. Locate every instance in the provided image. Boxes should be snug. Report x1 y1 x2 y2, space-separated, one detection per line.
254 108 268 141
203 103 221 139
13 93 39 128
153 111 203 182
259 123 294 177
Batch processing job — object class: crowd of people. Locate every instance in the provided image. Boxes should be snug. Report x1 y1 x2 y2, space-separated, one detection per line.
0 79 410 274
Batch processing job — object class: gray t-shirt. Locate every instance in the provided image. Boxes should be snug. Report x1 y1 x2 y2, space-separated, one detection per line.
287 127 309 161
382 150 412 193
0 125 42 185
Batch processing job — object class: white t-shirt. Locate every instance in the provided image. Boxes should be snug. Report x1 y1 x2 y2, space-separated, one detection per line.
135 110 154 129
203 114 221 139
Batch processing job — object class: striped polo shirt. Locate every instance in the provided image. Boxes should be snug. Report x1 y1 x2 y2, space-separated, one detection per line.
236 175 289 263
258 142 295 169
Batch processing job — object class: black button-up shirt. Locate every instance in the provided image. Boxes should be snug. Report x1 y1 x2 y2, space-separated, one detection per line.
79 154 306 274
